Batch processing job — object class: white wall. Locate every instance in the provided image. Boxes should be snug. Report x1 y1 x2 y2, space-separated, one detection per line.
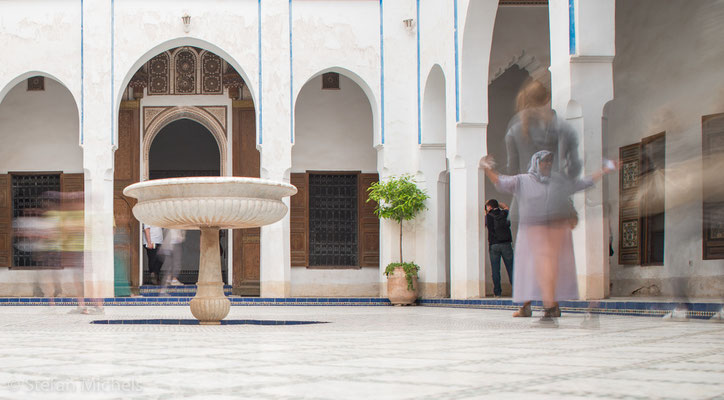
291 268 379 297
605 0 724 298
0 1 81 105
0 78 82 173
292 75 376 173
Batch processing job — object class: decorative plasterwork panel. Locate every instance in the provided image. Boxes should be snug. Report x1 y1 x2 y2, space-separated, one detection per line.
199 106 227 132
499 0 547 5
144 106 173 133
141 47 244 96
142 106 228 180
489 50 550 88
621 221 639 249
622 161 639 190
201 52 223 94
148 53 169 95
174 48 197 94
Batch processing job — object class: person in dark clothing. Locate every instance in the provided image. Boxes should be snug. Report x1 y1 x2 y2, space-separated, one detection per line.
485 199 514 297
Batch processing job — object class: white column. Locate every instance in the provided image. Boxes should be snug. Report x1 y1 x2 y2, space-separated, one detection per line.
449 124 485 298
549 0 615 299
259 0 292 297
81 0 115 297
416 145 448 298
259 147 292 298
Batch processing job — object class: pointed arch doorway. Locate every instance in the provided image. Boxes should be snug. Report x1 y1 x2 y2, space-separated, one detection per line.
146 118 226 284
114 102 260 293
114 45 260 295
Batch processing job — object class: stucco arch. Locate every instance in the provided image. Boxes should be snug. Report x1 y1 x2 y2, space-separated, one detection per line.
116 37 256 147
422 64 447 145
294 67 380 147
0 71 79 122
142 106 227 180
459 1 498 124
0 72 83 175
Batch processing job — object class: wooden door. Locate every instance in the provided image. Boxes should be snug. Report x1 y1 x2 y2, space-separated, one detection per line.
232 102 261 295
0 175 10 267
115 101 141 289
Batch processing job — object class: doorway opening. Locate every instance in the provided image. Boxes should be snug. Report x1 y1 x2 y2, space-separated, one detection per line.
146 118 228 284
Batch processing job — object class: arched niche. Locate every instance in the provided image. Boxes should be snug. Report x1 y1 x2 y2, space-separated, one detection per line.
422 64 447 145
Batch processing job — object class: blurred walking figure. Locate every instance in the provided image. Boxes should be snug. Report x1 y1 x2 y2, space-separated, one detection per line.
482 151 615 325
505 79 582 179
47 192 103 314
143 223 164 285
485 199 514 297
159 228 186 294
503 79 583 318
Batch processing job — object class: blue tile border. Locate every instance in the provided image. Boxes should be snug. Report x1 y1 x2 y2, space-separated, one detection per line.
91 319 327 325
0 296 720 319
0 297 392 307
416 299 723 320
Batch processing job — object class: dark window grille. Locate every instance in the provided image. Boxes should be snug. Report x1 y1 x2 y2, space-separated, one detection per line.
11 174 61 268
309 174 358 266
322 72 340 90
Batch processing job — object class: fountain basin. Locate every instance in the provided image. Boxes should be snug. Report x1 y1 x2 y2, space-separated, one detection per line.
123 177 296 229
123 177 297 324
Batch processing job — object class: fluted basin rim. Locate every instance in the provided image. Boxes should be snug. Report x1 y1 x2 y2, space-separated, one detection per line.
122 177 297 202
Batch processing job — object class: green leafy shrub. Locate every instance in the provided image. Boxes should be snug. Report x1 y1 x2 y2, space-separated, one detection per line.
367 175 428 291
384 262 420 291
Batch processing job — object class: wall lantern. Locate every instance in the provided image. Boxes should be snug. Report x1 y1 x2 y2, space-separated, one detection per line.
403 18 415 32
182 14 191 33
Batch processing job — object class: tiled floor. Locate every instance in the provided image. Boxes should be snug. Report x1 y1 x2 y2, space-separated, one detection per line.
0 306 722 399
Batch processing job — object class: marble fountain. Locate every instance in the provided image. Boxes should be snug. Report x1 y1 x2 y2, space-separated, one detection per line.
123 177 297 324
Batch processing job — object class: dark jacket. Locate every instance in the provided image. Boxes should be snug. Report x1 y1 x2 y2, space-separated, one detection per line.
485 208 512 245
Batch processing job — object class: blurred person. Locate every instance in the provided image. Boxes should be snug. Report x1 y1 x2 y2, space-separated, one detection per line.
159 228 185 295
143 223 164 285
502 79 583 318
633 151 724 321
49 192 103 314
484 199 514 297
482 151 616 326
505 79 582 180
12 207 60 296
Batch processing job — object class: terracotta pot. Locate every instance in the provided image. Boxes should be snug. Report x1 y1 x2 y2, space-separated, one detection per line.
387 266 418 305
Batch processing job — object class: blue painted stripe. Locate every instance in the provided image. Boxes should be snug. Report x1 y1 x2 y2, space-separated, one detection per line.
569 0 576 55
289 0 293 144
258 0 263 145
453 0 459 122
80 0 84 145
416 0 421 144
110 0 115 145
379 0 385 144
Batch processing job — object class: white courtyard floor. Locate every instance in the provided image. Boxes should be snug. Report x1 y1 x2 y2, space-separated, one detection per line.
0 306 722 400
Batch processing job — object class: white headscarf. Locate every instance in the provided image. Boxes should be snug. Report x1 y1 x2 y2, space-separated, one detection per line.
528 150 553 183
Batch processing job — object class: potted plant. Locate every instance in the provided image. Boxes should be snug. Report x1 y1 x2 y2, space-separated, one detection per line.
367 174 429 305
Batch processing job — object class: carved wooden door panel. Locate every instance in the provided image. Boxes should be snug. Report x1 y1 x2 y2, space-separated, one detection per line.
115 103 141 288
0 175 10 267
232 103 261 295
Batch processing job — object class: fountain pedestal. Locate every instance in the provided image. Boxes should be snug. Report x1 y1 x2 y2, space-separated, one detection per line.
190 227 230 324
123 177 297 324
